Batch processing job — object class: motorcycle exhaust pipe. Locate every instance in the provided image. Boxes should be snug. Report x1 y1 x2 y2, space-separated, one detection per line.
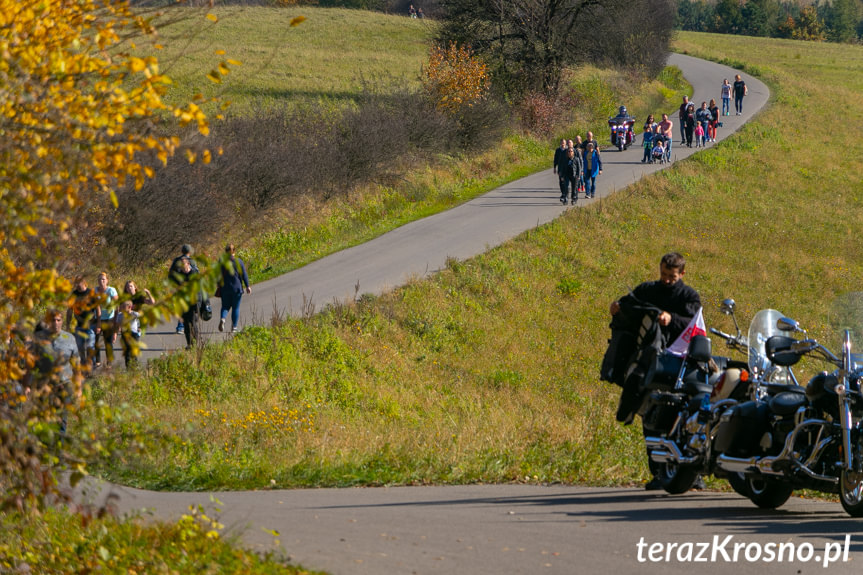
715 454 784 476
644 436 699 465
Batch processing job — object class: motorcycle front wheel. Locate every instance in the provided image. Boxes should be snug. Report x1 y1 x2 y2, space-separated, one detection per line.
747 476 793 509
840 470 863 517
727 472 751 498
658 461 698 494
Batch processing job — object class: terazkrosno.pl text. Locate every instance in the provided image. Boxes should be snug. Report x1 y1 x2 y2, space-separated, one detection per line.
636 535 851 568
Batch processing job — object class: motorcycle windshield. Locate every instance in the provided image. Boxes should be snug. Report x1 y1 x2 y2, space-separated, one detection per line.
748 309 785 377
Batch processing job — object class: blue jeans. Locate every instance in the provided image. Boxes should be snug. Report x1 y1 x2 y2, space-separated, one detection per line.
220 289 243 329
584 175 596 197
721 97 730 116
74 327 95 367
664 137 672 160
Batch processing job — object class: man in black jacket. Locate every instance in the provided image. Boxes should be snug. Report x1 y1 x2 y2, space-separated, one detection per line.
608 252 702 490
610 252 700 345
552 139 567 176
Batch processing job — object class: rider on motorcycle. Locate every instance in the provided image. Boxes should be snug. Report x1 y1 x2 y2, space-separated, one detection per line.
612 105 634 124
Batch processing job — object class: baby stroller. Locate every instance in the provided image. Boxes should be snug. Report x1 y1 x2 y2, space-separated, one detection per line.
651 143 666 164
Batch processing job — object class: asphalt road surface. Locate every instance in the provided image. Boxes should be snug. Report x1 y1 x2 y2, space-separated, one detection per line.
84 483 862 575
86 54 829 575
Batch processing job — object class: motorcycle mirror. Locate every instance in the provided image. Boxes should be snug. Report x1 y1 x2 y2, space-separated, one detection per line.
777 317 801 332
719 299 736 315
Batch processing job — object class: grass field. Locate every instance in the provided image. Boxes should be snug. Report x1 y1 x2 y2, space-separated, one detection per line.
89 27 863 495
154 6 432 113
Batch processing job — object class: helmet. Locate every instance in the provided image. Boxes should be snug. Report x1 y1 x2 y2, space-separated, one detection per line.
618 105 627 117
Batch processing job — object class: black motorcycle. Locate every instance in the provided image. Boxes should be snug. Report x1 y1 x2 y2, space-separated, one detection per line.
645 300 799 499
712 313 863 516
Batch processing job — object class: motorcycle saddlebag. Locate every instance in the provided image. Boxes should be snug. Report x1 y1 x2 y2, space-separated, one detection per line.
713 400 771 456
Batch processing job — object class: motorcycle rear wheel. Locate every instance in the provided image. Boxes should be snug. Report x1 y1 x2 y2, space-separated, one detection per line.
658 461 698 494
840 470 863 517
746 476 793 509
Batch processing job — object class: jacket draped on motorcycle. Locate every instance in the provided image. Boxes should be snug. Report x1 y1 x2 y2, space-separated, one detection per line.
600 279 701 387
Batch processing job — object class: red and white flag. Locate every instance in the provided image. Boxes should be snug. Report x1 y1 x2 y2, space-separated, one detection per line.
667 307 706 357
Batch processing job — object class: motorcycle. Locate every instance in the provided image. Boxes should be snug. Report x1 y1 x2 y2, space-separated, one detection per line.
712 311 863 516
643 300 787 495
649 297 863 517
608 117 634 151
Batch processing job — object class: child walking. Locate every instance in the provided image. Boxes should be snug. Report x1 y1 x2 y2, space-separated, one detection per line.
114 299 141 368
694 123 704 148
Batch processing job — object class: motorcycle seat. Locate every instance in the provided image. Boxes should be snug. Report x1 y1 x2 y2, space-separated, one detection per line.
769 391 808 416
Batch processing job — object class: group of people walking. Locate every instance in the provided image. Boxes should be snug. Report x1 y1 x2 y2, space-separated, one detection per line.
167 243 252 350
558 74 749 199
68 271 155 370
552 133 604 205
63 242 252 371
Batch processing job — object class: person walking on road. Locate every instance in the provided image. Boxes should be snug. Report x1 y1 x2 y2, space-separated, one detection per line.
552 139 567 177
707 99 720 142
26 310 80 434
218 244 252 334
67 275 100 371
93 272 118 368
169 244 198 335
678 95 690 144
720 78 732 116
733 74 748 115
174 257 201 349
558 147 580 205
659 113 673 162
695 101 711 146
114 299 142 368
683 103 696 148
581 142 602 199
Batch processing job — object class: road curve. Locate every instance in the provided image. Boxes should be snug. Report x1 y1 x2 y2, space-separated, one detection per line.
87 55 831 575
137 53 767 361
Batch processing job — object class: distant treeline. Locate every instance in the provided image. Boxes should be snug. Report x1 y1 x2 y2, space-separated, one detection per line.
677 0 862 42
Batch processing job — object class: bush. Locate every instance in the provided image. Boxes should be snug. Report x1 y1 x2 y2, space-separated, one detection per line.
104 86 492 264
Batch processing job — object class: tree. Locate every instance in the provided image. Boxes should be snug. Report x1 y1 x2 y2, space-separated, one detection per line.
0 0 233 509
677 0 715 32
712 0 743 34
741 0 780 37
437 0 675 96
794 5 826 41
424 42 491 114
824 0 860 42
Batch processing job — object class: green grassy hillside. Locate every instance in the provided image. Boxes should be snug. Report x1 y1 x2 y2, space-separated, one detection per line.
94 31 863 491
157 6 432 113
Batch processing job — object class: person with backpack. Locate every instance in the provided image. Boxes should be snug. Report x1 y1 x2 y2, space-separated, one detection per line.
217 244 251 334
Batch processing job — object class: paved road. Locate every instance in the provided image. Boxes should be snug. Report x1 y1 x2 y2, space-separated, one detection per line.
90 54 812 575
85 483 861 575
137 53 768 362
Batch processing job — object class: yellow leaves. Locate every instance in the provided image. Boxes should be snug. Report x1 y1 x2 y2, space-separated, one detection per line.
290 16 306 27
424 42 490 114
206 13 219 23
128 57 147 73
